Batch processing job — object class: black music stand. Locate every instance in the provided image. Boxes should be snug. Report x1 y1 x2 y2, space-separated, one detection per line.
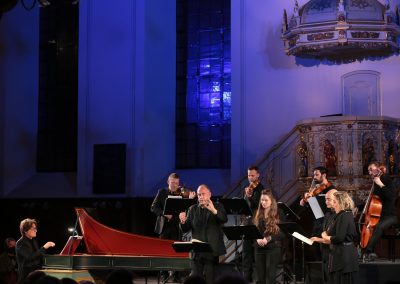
163 197 197 215
172 241 212 253
219 199 254 272
278 222 308 284
223 225 262 273
219 198 252 216
223 225 262 241
278 202 300 222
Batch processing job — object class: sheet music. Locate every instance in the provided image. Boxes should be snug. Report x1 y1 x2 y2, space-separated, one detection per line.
292 232 314 245
174 238 206 244
167 195 183 199
308 196 324 219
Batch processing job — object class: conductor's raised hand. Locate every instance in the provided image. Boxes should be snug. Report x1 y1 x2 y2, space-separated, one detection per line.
204 200 217 214
43 242 55 249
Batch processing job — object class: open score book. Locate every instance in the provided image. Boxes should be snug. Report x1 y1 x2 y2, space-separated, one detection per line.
292 232 314 245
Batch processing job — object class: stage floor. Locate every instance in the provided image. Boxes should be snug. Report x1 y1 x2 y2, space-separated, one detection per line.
306 258 400 284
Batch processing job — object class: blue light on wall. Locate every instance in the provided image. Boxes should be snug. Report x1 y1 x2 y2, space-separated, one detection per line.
176 0 231 168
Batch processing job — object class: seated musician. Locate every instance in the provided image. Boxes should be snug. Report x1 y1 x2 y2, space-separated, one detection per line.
150 173 195 281
15 219 55 283
179 184 228 284
362 162 398 261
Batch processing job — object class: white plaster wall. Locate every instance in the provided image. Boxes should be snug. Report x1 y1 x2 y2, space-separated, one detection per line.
231 0 400 181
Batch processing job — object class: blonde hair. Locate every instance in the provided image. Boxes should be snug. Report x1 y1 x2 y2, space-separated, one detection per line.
253 189 280 235
333 191 355 211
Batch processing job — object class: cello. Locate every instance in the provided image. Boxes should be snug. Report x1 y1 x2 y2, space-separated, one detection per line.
358 165 384 248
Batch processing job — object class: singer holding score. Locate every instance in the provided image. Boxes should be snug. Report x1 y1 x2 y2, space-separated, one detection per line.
319 191 359 284
362 162 398 261
179 184 227 284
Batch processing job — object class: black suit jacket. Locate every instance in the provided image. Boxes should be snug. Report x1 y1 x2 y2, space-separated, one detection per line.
150 188 172 234
15 236 46 282
181 202 228 256
242 182 264 214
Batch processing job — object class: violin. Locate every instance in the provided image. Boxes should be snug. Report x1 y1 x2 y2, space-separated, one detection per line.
245 180 260 197
302 181 332 203
174 186 195 198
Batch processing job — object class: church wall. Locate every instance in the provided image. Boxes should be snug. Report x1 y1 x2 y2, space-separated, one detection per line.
77 0 177 197
0 5 39 196
231 0 400 180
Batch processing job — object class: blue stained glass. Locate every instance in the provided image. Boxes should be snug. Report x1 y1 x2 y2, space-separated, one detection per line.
209 110 221 122
223 108 231 121
223 91 231 106
178 0 231 168
210 93 221 107
212 81 220 92
200 93 210 108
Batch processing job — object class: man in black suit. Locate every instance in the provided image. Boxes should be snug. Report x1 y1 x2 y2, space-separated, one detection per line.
151 173 196 281
151 173 182 240
179 184 227 284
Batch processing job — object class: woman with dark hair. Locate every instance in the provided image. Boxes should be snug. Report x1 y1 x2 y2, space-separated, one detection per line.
253 189 285 284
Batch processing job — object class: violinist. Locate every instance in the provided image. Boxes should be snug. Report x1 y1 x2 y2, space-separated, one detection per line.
150 172 196 281
362 162 398 261
241 165 264 283
300 166 335 236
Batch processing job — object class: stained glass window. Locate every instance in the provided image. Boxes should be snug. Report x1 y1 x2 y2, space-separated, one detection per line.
176 0 231 168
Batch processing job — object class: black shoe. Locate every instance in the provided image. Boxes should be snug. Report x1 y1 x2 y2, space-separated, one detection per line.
369 253 378 261
363 252 378 262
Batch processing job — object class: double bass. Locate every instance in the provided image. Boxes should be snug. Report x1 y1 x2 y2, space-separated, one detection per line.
358 166 384 248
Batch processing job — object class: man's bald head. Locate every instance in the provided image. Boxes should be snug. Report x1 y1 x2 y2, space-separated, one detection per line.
325 189 338 209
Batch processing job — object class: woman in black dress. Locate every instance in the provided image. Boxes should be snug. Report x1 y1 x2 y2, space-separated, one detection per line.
253 189 285 284
321 191 359 284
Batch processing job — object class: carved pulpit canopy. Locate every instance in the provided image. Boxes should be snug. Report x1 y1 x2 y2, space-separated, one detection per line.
281 0 400 58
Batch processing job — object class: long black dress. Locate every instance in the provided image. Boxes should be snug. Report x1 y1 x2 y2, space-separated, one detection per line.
327 210 359 284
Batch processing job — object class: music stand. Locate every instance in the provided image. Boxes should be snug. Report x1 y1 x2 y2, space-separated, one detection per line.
163 197 197 215
223 225 262 273
220 199 253 265
223 225 262 241
219 198 252 216
60 236 83 255
172 241 212 253
278 222 308 284
278 202 300 222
